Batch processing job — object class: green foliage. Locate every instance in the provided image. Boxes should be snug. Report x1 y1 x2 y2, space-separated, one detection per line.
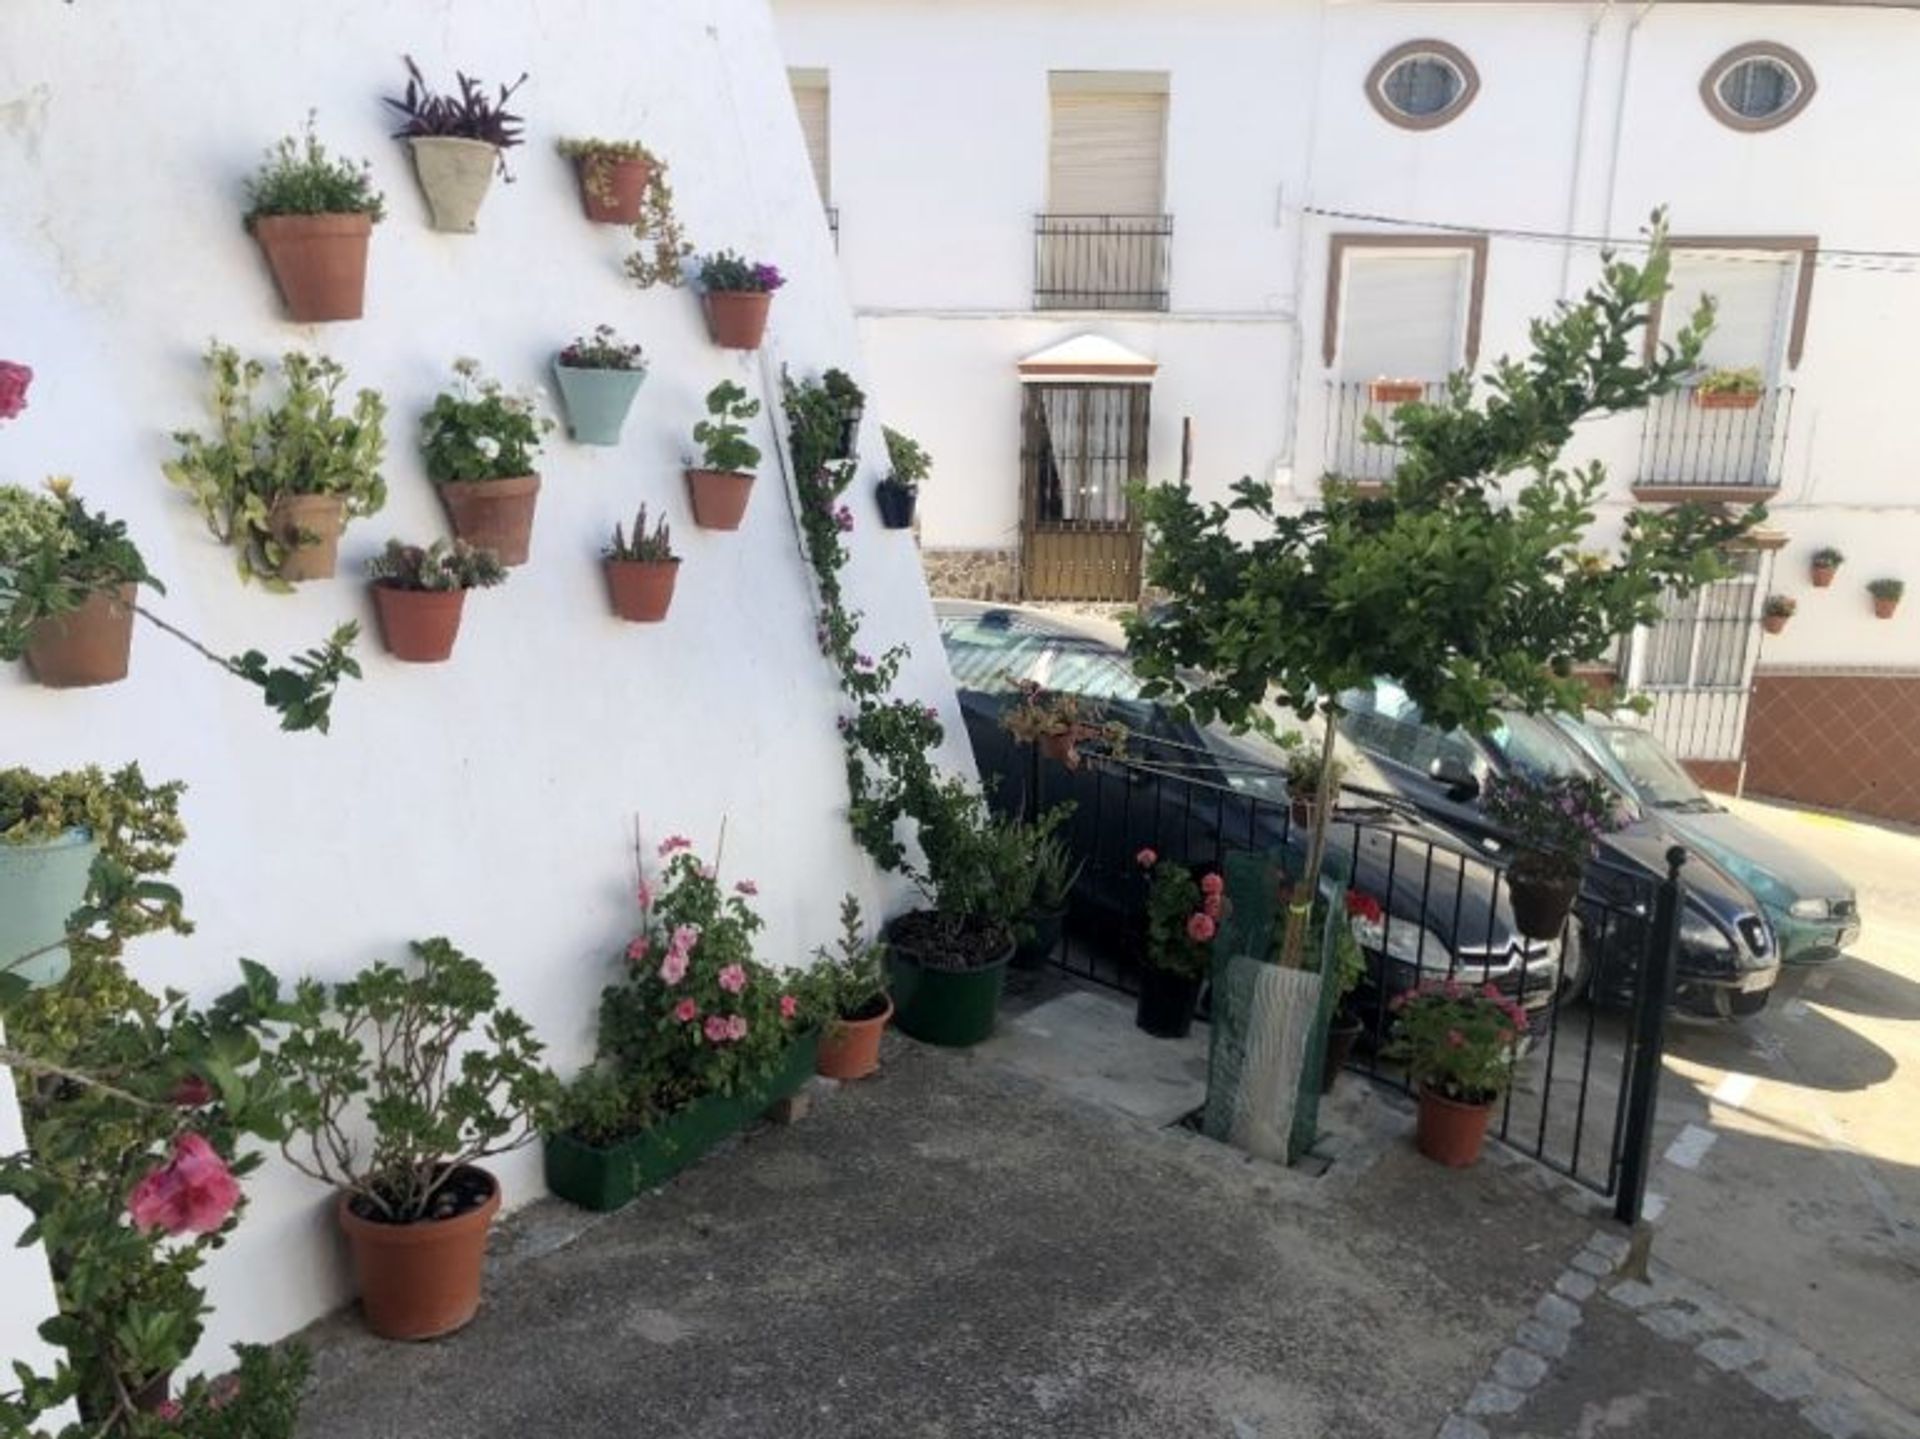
1384 980 1529 1103
164 343 388 588
1029 831 1084 914
0 480 162 662
248 939 554 1222
1811 546 1844 568
821 367 865 418
137 1343 310 1439
1694 364 1763 396
604 505 675 564
909 782 1071 939
1763 593 1796 619
1141 857 1216 979
613 147 692 289
420 358 550 483
802 894 888 1023
882 426 933 492
1868 577 1904 602
366 537 507 592
243 119 385 222
691 381 762 473
223 623 361 735
696 250 784 293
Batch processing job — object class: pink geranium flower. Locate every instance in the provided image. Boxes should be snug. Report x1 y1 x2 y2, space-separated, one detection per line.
779 994 798 1020
674 997 700 1023
735 879 759 896
1136 848 1158 868
0 361 32 421
727 1014 748 1041
1186 912 1217 943
718 963 747 994
703 1014 731 1044
669 924 701 957
626 935 650 963
1202 894 1223 920
659 950 689 986
127 1134 241 1236
1199 873 1225 896
657 834 692 857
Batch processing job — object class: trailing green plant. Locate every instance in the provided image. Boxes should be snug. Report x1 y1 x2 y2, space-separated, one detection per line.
420 358 551 483
603 143 692 289
882 426 933 493
696 250 785 293
605 505 676 564
1000 679 1126 764
1868 577 1904 602
385 56 527 175
1694 364 1763 396
1384 978 1529 1103
243 118 385 222
366 537 507 592
557 323 645 372
164 342 388 588
690 381 762 473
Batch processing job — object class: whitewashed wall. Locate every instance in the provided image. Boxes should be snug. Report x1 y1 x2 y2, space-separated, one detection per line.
0 0 968 1370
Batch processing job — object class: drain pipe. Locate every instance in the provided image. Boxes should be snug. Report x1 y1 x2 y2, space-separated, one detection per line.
1599 0 1660 250
1559 0 1614 298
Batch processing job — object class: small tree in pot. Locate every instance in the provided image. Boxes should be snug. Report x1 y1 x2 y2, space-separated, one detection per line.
385 57 526 233
244 120 385 322
603 504 679 624
806 893 893 1081
877 425 931 530
421 359 552 565
696 250 785 351
685 381 763 531
1384 979 1529 1166
1481 772 1624 941
366 537 505 663
1135 850 1218 1039
553 324 647 446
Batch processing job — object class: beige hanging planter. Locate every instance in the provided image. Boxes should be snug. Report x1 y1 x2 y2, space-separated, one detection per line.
408 137 499 232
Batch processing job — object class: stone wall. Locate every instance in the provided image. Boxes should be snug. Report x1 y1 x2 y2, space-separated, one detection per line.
922 546 1021 601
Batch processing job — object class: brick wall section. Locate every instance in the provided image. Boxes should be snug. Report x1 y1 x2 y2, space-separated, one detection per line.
1743 671 1920 825
1682 760 1743 794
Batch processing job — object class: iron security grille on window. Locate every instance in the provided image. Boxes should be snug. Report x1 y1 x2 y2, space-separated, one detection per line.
1637 383 1793 492
1034 214 1172 311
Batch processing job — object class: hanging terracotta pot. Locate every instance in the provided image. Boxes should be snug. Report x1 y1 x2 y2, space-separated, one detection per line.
1762 613 1788 636
684 468 755 530
250 213 373 321
372 585 468 663
1873 595 1901 619
1507 863 1581 941
574 153 653 224
437 474 540 565
1038 731 1081 770
1368 379 1425 405
268 493 347 581
407 137 498 233
1810 561 1836 589
23 585 135 688
337 1166 500 1339
816 995 893 1081
1415 1086 1495 1167
604 559 680 623
701 291 773 351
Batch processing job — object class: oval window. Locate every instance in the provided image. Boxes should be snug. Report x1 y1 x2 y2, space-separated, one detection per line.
1702 44 1815 131
1367 41 1480 130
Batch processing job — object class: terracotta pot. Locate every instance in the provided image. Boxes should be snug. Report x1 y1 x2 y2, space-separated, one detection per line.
1368 379 1425 405
251 212 372 321
605 558 680 623
1762 613 1789 635
1810 562 1837 589
437 474 540 565
1873 596 1901 619
1507 864 1581 942
685 468 755 530
1038 731 1081 770
24 584 135 688
408 137 499 233
702 291 773 351
816 995 893 1081
372 584 467 663
268 493 346 581
337 1166 500 1340
1693 389 1762 411
1415 1086 1495 1167
574 153 653 224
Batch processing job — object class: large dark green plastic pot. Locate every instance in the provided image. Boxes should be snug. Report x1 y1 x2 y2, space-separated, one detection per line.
887 935 1013 1048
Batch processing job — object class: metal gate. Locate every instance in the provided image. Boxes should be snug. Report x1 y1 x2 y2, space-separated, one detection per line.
1626 550 1773 775
1019 383 1147 601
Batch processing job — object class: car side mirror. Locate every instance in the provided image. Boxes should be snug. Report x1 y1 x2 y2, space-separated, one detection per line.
1428 754 1481 802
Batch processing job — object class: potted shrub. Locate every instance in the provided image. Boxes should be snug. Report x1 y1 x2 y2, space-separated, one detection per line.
165 343 387 585
821 369 865 461
243 121 385 322
1869 577 1904 618
385 57 526 233
685 381 763 531
1368 377 1426 406
421 358 552 565
1693 365 1764 410
1 479 159 688
1281 731 1347 831
1013 831 1082 972
544 835 816 1213
1762 593 1796 635
877 426 931 531
1385 979 1529 1167
1810 546 1843 588
1322 892 1376 1093
808 894 893 1081
696 250 785 351
257 937 554 1339
1482 772 1624 941
1134 850 1217 1039
603 504 679 624
0 768 101 990
366 538 505 663
1001 680 1124 771
555 137 663 225
553 325 647 446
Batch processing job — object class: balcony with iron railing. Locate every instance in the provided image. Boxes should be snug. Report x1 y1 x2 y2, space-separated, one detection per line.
1633 383 1793 501
1319 378 1446 488
1033 214 1172 312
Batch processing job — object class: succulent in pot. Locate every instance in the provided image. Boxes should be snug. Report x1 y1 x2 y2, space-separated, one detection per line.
1 478 160 689
876 426 930 530
1481 772 1625 941
1134 850 1218 1039
556 136 663 226
603 503 679 624
385 56 526 233
366 537 505 663
243 118 385 322
685 381 763 531
1869 577 1904 618
696 249 785 351
553 324 647 447
1809 546 1843 588
421 358 552 565
1761 593 1796 634
1012 831 1082 972
1385 978 1529 1166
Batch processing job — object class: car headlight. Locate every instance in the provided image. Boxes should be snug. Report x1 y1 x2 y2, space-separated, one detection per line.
1679 908 1736 957
1788 898 1831 920
1352 913 1450 969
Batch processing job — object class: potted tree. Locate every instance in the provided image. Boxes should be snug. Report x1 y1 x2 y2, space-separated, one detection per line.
696 250 785 351
685 381 763 531
1810 546 1843 588
556 137 661 225
553 325 647 446
1869 578 1904 618
1013 831 1082 972
1001 680 1124 771
366 538 506 663
876 426 931 531
1693 365 1764 410
1322 892 1376 1093
0 768 100 989
1385 979 1529 1167
421 358 552 565
243 121 385 322
166 343 388 586
385 58 526 233
1482 773 1623 940
603 504 679 624
808 894 893 1081
1135 850 1217 1039
1762 594 1796 635
821 369 865 461
257 937 553 1339
1281 732 1347 832
1 479 160 688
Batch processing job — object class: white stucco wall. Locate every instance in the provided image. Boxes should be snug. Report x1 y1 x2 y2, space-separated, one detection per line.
1 0 967 1371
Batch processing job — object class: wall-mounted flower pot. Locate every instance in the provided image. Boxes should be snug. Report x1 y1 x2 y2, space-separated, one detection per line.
1694 390 1762 411
1135 966 1202 1039
437 474 540 565
407 137 498 233
701 292 772 351
0 827 96 989
1873 596 1901 619
1507 864 1581 942
685 468 755 530
553 364 645 446
574 154 653 225
251 213 372 321
885 914 1012 1049
875 479 916 530
1368 379 1425 405
1811 562 1837 589
1762 613 1789 635
604 558 679 623
268 493 346 582
1415 1087 1494 1167
372 585 467 663
337 1165 500 1339
816 995 892 1081
24 584 134 689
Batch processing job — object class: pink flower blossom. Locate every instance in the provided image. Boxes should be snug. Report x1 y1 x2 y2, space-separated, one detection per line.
127 1134 241 1236
659 950 689 986
657 834 692 857
1200 873 1225 897
1202 894 1223 920
1445 1028 1465 1049
727 1014 749 1041
626 935 651 963
834 505 855 533
735 879 759 896
0 361 32 421
669 924 701 958
1186 912 1217 943
779 993 798 1020
674 997 700 1023
1136 848 1158 868
699 864 717 881
636 879 653 909
718 963 747 994
703 1014 731 1044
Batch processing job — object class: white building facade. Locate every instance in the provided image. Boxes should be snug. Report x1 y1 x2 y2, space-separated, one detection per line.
775 0 1920 825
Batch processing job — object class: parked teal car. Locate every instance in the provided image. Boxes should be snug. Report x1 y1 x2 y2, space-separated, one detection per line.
1550 714 1861 964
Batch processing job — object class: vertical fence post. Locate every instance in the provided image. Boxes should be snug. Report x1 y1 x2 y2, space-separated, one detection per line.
1614 845 1687 1225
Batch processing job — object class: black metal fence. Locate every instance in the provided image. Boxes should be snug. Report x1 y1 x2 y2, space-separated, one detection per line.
1321 380 1447 485
1637 384 1793 492
1033 214 1172 311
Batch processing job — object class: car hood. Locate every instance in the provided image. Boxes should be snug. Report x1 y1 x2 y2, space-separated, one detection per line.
1601 821 1761 921
1656 806 1853 906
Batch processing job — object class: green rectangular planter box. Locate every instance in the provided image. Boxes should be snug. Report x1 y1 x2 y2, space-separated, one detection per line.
544 1031 820 1213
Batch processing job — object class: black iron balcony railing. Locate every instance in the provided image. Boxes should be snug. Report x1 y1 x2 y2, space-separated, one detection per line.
1321 378 1446 485
1033 213 1172 311
1636 384 1793 494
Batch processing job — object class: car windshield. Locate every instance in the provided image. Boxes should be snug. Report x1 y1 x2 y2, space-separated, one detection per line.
1596 726 1712 811
936 609 1144 699
1483 712 1593 783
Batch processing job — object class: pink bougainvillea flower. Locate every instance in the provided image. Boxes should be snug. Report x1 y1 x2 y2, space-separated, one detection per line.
1186 912 1217 943
636 879 653 909
669 924 701 958
699 864 718 881
659 949 689 986
127 1134 241 1237
735 879 759 897
1135 848 1158 868
169 1074 215 1108
1482 982 1502 1000
626 935 651 963
834 504 855 533
0 361 32 421
1199 873 1225 897
726 1014 748 1041
703 1014 731 1044
718 963 747 995
657 834 693 857
779 993 798 1021
673 997 700 1023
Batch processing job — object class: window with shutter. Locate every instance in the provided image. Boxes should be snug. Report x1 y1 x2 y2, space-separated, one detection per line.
1338 251 1471 380
1047 88 1166 215
1665 252 1795 379
788 69 830 205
